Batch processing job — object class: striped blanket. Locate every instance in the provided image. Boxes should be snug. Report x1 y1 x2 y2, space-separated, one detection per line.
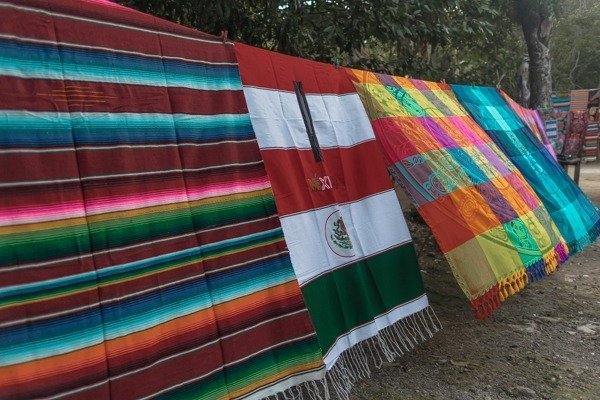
348 70 568 319
0 1 325 399
236 43 439 397
453 85 600 254
570 89 590 112
585 121 599 161
545 119 559 151
500 91 556 160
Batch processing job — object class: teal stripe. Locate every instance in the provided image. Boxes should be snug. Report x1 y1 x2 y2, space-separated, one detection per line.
0 111 251 132
0 39 241 91
0 227 284 300
0 264 296 367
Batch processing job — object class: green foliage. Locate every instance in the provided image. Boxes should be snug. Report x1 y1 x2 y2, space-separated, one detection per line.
552 3 600 91
117 0 526 96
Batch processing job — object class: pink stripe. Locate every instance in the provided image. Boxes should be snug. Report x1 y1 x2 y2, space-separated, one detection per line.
0 202 86 227
0 177 271 226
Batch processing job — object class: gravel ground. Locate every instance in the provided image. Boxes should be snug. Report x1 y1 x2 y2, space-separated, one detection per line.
351 163 600 400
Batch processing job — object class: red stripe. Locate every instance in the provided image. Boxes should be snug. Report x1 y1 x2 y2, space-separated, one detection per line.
1 1 235 64
1 143 261 182
1 360 109 400
261 141 392 215
109 312 315 399
235 43 356 94
0 166 268 210
0 216 284 289
0 77 248 114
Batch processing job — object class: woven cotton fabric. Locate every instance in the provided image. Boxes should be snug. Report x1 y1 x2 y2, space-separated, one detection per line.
499 91 556 160
348 70 568 319
0 1 326 399
453 85 600 254
236 43 439 396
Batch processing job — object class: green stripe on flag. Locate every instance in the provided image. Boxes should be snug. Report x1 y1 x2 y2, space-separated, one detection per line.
301 243 425 352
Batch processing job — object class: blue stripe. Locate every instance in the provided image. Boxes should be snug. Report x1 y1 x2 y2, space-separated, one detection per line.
0 111 255 147
0 38 241 90
0 227 284 301
0 253 295 366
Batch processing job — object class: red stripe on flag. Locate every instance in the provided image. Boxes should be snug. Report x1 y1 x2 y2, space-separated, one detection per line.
261 141 393 216
236 43 356 94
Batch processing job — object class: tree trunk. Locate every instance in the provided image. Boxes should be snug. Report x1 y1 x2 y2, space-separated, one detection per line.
514 1 553 109
517 56 531 107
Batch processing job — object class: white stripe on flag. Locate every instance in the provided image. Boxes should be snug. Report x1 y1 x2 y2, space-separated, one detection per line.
242 87 376 149
279 190 412 285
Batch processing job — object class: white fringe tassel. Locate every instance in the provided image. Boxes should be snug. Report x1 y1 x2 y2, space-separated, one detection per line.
265 306 441 400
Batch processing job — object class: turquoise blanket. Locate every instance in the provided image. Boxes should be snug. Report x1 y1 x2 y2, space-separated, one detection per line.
453 85 600 253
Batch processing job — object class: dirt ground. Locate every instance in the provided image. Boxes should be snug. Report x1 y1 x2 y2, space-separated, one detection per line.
353 163 600 400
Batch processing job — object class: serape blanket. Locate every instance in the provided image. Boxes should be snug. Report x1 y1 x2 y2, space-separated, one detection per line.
551 92 571 112
236 43 439 398
348 70 568 319
453 85 600 254
584 121 599 161
551 93 570 154
500 91 556 160
0 1 326 399
545 119 560 153
570 89 590 112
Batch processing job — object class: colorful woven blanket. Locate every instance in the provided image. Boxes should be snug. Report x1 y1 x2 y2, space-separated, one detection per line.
236 43 439 397
499 91 556 160
453 85 600 254
563 110 589 158
0 1 325 399
348 70 568 319
585 121 599 162
545 119 559 152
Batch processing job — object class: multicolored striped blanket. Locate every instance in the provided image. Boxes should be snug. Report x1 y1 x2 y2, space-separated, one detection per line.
236 43 439 397
348 70 568 319
500 91 556 160
545 119 559 152
585 121 600 161
453 85 600 254
551 92 571 154
0 1 325 399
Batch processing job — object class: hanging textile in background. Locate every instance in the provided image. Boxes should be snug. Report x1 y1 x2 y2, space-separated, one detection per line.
579 89 600 162
235 43 439 399
551 92 571 153
499 91 557 160
348 70 567 319
563 110 588 158
453 85 600 254
0 1 326 399
570 89 590 112
545 119 559 151
584 121 599 162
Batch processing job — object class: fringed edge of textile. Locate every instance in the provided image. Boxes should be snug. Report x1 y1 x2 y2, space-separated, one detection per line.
264 306 442 400
566 218 600 255
469 241 569 320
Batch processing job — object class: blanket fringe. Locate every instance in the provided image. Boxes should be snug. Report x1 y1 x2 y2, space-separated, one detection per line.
566 218 600 255
470 240 570 320
264 306 441 400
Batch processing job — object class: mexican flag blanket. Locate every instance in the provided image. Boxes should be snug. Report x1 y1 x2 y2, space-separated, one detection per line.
453 85 600 254
348 70 568 319
235 43 439 398
0 1 325 399
499 91 557 160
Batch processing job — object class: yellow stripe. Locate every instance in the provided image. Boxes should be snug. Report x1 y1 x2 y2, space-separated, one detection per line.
227 360 324 399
